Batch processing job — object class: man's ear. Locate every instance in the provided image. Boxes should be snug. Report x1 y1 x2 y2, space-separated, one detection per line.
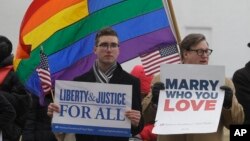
94 46 97 54
183 50 188 58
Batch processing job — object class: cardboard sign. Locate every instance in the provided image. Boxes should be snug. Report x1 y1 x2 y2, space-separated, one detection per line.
52 80 132 137
153 64 225 134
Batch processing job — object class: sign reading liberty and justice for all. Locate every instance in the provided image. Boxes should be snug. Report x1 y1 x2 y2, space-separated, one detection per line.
153 64 225 135
52 81 132 137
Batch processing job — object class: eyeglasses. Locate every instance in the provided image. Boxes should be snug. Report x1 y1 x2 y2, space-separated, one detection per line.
188 49 213 56
97 42 119 49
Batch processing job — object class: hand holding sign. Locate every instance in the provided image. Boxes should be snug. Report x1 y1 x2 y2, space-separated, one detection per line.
151 82 165 106
220 86 233 109
125 109 141 127
47 103 60 117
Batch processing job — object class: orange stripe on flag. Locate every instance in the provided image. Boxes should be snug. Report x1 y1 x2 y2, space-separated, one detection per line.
16 0 83 59
24 2 88 51
22 0 82 35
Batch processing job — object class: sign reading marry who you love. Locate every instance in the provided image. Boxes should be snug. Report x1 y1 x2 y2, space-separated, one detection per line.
52 80 132 137
153 64 225 134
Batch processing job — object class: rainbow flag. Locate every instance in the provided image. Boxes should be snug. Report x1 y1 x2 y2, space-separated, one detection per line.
14 0 177 97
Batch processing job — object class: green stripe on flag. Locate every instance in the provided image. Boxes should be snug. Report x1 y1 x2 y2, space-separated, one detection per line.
16 0 163 83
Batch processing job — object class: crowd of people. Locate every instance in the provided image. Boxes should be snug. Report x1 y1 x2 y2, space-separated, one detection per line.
0 27 249 141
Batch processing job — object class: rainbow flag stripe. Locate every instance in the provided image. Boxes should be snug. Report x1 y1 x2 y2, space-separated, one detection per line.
14 0 176 96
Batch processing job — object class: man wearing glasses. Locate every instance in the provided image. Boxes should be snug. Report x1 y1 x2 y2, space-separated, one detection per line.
157 33 244 141
180 34 213 65
47 27 143 141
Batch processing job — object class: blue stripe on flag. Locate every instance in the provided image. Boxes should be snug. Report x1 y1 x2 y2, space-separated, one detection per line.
88 0 124 13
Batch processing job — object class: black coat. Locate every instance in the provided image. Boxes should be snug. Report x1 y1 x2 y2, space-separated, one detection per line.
0 94 16 128
0 55 31 141
233 61 250 124
73 63 144 141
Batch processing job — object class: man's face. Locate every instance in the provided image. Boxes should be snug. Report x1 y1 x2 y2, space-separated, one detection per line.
94 35 119 66
182 40 210 65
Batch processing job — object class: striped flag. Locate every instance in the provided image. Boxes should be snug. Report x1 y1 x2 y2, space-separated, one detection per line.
36 49 52 94
14 0 178 96
140 44 181 76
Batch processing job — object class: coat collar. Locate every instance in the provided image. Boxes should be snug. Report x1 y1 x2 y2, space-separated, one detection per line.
245 61 250 72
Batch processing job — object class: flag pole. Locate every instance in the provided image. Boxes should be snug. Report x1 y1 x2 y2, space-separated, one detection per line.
50 90 55 102
40 45 54 102
166 0 181 44
40 45 44 51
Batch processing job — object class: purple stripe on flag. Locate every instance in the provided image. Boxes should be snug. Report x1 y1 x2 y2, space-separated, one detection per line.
118 28 176 62
52 55 96 81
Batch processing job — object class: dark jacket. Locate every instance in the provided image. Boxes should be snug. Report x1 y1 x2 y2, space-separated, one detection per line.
21 95 57 141
0 94 16 128
73 63 144 141
233 61 250 124
0 55 31 141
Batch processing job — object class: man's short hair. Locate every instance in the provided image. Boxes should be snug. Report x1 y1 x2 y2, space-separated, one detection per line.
179 33 207 59
95 27 118 46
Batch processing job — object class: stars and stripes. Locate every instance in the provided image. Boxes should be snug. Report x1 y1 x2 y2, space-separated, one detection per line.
140 44 181 76
36 49 52 94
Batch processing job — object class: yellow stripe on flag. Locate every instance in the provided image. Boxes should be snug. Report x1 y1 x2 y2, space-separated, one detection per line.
13 58 21 71
23 1 89 51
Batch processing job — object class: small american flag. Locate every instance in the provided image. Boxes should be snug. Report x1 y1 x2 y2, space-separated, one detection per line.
36 49 52 94
140 44 181 76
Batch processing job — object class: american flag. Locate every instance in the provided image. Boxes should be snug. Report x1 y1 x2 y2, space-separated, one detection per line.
140 44 181 76
36 49 52 94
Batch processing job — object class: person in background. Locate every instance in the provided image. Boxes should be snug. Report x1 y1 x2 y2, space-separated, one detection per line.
0 35 31 141
130 65 153 100
157 33 244 141
130 65 162 141
139 75 164 141
232 43 250 124
47 27 143 141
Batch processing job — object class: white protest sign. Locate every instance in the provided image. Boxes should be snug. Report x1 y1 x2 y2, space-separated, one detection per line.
153 64 225 134
52 80 132 137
